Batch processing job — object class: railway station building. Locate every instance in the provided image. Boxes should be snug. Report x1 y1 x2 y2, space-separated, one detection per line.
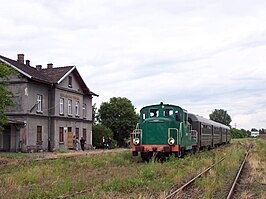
0 54 98 152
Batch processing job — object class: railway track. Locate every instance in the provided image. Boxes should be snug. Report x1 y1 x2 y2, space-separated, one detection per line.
227 143 253 199
165 144 253 199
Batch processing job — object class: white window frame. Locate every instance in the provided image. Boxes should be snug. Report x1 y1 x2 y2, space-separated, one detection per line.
75 101 80 116
59 98 64 115
68 99 72 115
37 94 43 112
83 103 86 118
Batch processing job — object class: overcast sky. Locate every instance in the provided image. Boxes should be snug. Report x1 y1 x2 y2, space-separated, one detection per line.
1 0 266 130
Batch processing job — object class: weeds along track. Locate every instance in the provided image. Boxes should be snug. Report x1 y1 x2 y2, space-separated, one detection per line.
227 143 253 199
165 144 253 199
165 157 226 199
0 148 128 167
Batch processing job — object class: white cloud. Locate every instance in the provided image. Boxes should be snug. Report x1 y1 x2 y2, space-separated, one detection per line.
1 0 266 130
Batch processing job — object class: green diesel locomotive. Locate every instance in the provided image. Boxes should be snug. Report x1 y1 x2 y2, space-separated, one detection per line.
131 102 230 161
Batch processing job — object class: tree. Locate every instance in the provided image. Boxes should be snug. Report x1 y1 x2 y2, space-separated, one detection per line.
0 63 16 133
92 124 113 148
92 103 98 124
231 128 249 138
98 97 139 147
209 109 232 127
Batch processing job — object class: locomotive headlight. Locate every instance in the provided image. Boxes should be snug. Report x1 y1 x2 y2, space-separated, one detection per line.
168 137 175 145
133 138 140 145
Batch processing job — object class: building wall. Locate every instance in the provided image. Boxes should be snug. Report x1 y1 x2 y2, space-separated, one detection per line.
52 118 92 149
4 67 94 151
6 80 50 115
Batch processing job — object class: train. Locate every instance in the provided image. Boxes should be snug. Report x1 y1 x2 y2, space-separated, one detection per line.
131 103 230 161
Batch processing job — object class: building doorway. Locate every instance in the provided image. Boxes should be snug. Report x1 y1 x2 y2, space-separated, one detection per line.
2 126 11 151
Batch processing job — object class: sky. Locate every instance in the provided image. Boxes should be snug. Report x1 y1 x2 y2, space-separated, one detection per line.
1 0 266 130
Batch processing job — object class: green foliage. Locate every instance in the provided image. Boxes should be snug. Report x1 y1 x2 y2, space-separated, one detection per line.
98 97 139 146
92 103 98 124
0 62 17 133
54 147 71 153
231 128 249 138
209 109 232 126
92 124 113 148
259 128 266 134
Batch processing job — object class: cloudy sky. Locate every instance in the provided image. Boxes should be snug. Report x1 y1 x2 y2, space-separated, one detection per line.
1 0 266 130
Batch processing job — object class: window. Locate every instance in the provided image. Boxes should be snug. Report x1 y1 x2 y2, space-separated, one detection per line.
75 101 80 116
75 128 79 139
83 128 87 141
68 76 72 87
59 127 64 142
142 113 147 120
175 111 181 122
83 103 86 118
150 109 159 117
59 98 64 115
37 126 42 145
165 109 173 117
37 95 43 112
68 127 72 133
68 99 72 115
184 113 188 123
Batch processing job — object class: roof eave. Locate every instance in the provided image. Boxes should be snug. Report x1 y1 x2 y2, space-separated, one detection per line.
0 57 32 79
57 66 76 84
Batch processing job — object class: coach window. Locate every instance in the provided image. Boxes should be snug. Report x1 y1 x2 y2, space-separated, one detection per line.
165 109 173 117
150 109 159 117
175 111 181 122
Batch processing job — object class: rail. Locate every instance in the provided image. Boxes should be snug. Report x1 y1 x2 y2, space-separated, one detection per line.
165 157 226 199
226 143 253 199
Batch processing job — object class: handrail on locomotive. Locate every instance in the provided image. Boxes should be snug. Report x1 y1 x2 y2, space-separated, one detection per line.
131 123 142 145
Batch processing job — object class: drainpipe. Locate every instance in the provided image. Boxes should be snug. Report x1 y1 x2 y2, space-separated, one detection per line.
48 84 53 152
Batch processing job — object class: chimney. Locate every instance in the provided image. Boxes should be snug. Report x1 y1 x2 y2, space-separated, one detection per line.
47 63 53 69
17 54 24 64
26 60 30 66
36 65 42 70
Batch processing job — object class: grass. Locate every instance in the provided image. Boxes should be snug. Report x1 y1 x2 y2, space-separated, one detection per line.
0 138 265 198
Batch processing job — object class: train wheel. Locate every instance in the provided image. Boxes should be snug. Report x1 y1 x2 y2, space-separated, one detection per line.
193 147 199 154
178 148 185 158
141 152 153 162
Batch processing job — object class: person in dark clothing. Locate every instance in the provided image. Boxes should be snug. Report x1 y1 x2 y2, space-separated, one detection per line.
107 137 112 149
80 137 85 151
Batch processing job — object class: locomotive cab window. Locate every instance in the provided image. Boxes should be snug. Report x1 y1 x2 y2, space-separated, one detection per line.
164 109 173 117
142 112 147 120
150 109 159 117
175 111 181 122
184 112 188 124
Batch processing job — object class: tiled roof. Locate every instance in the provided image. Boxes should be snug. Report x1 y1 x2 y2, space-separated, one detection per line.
0 55 50 83
40 66 74 83
0 54 98 96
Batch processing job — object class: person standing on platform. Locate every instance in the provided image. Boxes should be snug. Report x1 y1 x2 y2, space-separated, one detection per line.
80 137 85 151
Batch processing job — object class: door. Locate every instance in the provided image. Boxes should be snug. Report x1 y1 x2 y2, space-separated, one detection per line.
67 132 74 148
3 126 11 151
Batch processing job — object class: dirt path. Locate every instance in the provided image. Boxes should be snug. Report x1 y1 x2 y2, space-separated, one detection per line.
0 148 129 166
